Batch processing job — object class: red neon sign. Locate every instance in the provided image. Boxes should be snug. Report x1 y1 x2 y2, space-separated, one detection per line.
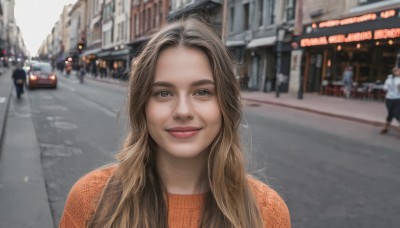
319 13 377 28
300 37 328 47
345 31 373 42
316 9 397 28
300 29 400 47
381 10 395 19
374 28 400 39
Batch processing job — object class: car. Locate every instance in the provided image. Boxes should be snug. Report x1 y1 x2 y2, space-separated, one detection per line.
27 62 57 89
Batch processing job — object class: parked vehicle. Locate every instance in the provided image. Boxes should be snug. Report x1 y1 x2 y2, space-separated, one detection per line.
27 62 57 89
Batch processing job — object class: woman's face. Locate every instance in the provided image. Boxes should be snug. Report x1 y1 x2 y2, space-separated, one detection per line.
145 46 222 160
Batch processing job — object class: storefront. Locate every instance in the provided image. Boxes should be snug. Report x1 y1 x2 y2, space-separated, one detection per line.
96 48 130 79
300 8 400 95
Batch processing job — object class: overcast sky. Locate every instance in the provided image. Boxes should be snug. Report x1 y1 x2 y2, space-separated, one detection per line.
14 0 78 56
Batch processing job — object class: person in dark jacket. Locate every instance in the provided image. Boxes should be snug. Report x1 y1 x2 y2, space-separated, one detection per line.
12 64 27 99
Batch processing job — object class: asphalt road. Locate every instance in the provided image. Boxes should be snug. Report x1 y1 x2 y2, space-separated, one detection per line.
242 101 399 228
23 72 400 227
27 72 128 226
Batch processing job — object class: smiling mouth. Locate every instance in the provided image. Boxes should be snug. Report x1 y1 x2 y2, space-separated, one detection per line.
166 127 202 139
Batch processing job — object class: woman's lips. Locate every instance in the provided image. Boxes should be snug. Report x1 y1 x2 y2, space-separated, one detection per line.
166 127 201 139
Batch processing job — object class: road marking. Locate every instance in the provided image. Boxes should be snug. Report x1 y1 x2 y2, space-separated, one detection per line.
0 97 6 103
24 176 29 182
80 98 117 118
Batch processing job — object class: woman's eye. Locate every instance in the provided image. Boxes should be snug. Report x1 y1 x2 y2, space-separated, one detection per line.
158 91 171 97
156 91 172 97
195 89 210 96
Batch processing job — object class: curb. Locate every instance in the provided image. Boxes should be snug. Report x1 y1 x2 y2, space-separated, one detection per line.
0 77 13 157
85 76 128 87
242 97 385 127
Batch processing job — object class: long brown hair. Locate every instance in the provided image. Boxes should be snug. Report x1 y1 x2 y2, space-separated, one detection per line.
87 18 263 228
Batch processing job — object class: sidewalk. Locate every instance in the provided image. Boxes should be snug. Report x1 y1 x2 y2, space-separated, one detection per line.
0 92 54 228
241 91 386 126
0 68 13 155
0 71 54 227
85 75 387 126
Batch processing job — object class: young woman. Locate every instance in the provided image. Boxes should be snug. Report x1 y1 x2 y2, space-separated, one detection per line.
59 18 290 228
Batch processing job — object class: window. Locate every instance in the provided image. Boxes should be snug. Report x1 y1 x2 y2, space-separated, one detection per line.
243 3 249 30
142 10 145 34
159 2 163 25
258 0 264 27
268 0 275 25
117 23 120 42
154 3 158 28
147 8 151 31
230 7 234 32
285 0 295 21
135 14 139 36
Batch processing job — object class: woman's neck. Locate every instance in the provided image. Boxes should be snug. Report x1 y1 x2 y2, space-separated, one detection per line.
156 152 209 195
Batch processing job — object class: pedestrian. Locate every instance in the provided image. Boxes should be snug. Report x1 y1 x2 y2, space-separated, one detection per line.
380 67 400 134
59 18 291 228
342 66 353 99
78 64 86 84
11 63 27 99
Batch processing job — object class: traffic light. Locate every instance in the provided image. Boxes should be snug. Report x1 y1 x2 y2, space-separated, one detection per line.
77 42 85 53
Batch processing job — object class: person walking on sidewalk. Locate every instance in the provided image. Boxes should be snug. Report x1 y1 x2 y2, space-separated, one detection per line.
59 18 290 228
380 67 400 134
342 66 353 99
12 63 27 99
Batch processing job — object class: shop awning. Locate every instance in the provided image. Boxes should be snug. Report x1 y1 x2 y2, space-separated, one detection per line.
96 49 130 60
226 40 245 47
97 50 112 58
247 36 276 48
110 49 129 57
80 48 102 57
301 8 400 40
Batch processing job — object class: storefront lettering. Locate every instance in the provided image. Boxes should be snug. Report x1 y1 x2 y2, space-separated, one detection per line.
345 31 372 42
301 31 374 47
319 13 377 28
319 20 340 28
374 28 400 39
328 35 345 43
380 10 395 19
300 37 328 47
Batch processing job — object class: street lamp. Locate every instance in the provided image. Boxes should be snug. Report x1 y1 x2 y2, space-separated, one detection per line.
275 27 286 98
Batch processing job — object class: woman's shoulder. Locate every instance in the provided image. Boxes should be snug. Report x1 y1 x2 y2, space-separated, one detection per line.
247 176 291 228
59 165 117 227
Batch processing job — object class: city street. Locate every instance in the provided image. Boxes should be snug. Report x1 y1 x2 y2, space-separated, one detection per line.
1 72 399 227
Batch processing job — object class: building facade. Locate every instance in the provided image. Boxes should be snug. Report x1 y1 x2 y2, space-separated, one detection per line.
226 0 297 93
130 0 169 59
297 0 400 96
80 0 103 75
0 0 27 65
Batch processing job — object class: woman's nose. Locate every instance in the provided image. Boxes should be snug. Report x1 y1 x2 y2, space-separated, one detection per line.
173 96 194 120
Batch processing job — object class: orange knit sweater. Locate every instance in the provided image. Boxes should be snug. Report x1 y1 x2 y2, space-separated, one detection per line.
59 166 291 228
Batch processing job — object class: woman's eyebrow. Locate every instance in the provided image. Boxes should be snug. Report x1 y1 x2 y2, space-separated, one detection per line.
191 79 215 87
152 80 215 87
152 81 174 87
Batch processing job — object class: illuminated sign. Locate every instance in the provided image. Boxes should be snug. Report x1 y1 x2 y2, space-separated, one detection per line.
345 31 372 42
301 37 328 47
381 10 395 19
300 28 400 47
317 9 396 28
374 28 400 39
